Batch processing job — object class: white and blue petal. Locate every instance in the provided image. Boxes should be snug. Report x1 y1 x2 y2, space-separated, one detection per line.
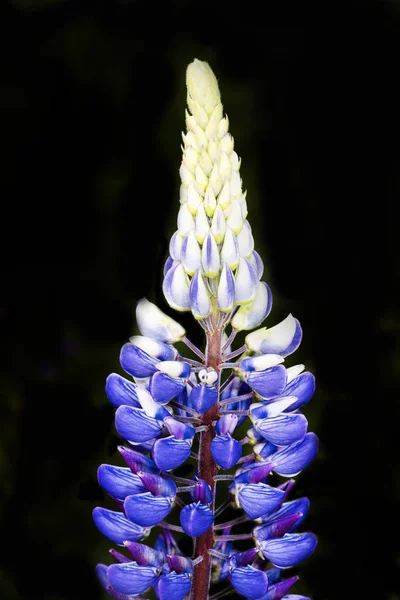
250 397 298 420
220 227 239 269
107 562 158 595
129 336 177 361
162 262 191 311
180 502 214 537
124 492 174 527
149 371 186 404
189 270 211 319
135 298 185 343
92 507 146 545
105 374 141 409
217 263 236 312
231 281 272 331
259 533 317 569
234 257 258 305
120 343 158 378
245 314 302 358
201 231 220 277
181 230 202 275
283 372 316 412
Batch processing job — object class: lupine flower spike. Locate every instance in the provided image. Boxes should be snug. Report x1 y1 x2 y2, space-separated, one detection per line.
94 59 318 600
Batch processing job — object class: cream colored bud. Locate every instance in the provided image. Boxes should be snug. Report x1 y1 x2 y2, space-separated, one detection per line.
186 59 221 115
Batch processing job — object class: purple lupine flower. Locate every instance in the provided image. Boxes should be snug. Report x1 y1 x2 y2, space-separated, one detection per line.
93 59 318 600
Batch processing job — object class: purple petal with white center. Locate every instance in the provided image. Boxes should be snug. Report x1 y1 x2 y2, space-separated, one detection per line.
124 492 174 527
98 465 146 499
254 512 303 541
162 262 191 311
230 566 269 600
124 541 164 567
136 472 176 497
115 406 162 443
256 576 299 600
250 397 298 420
164 256 175 276
120 344 158 378
107 562 158 595
232 281 273 331
254 413 308 446
260 533 318 568
211 434 242 469
245 314 302 358
238 483 285 519
234 257 259 305
164 416 195 439
181 231 202 275
260 497 310 529
272 432 319 477
152 436 192 471
189 383 218 414
249 250 264 279
191 479 213 504
118 445 159 474
180 502 214 537
283 372 316 412
201 231 220 277
246 365 288 399
169 230 183 261
221 226 239 269
135 298 186 343
149 371 186 404
215 413 239 435
92 507 146 545
217 263 236 312
189 270 211 319
106 374 141 409
154 572 192 600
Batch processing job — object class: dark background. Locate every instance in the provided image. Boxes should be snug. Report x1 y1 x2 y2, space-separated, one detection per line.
1 1 399 599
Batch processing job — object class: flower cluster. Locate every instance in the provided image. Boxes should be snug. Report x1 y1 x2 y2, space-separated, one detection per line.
93 59 318 600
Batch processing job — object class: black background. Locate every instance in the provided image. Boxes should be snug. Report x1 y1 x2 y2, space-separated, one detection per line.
1 1 399 599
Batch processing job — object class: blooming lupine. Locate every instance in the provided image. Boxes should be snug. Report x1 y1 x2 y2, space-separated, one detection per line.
94 59 318 600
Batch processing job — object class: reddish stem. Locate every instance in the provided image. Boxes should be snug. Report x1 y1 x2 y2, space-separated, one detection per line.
190 326 222 600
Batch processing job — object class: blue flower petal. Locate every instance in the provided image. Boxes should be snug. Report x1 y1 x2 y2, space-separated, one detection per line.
96 563 111 595
259 497 310 530
230 565 269 599
106 374 141 409
92 507 145 545
211 434 242 469
284 372 316 412
98 465 146 499
246 366 287 399
123 541 164 567
154 572 192 600
115 406 162 443
107 562 158 595
166 555 193 574
190 479 213 504
254 511 303 541
152 436 192 471
238 483 285 519
136 472 176 497
272 433 319 477
120 343 159 378
150 371 186 404
118 445 159 474
256 575 299 600
189 383 218 414
164 416 195 440
260 533 318 568
180 502 214 537
254 413 308 446
124 492 174 527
